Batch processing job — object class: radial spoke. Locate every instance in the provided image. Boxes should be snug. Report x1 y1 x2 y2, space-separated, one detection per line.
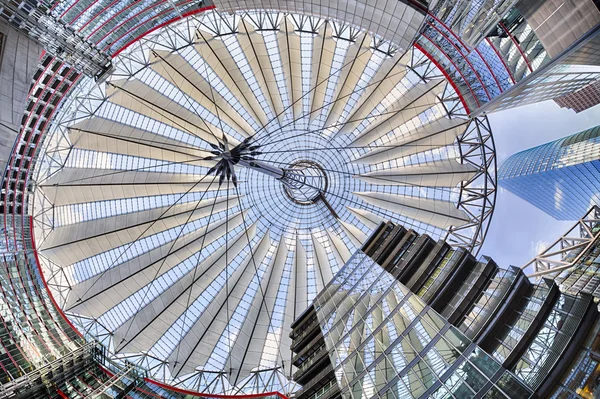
32 9 495 391
106 81 222 147
252 58 410 146
39 154 213 186
113 176 221 349
65 174 217 311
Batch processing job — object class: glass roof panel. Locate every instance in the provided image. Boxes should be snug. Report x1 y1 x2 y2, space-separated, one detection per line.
33 9 495 394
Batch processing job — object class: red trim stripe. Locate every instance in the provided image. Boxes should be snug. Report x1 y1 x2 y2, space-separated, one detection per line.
413 42 471 114
144 378 290 399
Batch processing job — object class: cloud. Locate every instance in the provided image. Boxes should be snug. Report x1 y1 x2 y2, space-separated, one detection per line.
531 239 550 256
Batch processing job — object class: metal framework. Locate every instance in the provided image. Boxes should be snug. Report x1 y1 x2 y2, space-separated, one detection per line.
525 206 600 278
408 46 498 255
27 11 499 393
0 0 112 77
0 1 504 397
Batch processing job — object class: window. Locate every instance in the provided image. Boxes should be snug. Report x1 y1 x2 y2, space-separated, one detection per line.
0 32 5 73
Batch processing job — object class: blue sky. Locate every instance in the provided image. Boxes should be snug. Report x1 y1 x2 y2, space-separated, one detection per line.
480 101 600 270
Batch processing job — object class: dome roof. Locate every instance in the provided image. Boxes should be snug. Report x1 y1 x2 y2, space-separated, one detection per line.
32 10 495 393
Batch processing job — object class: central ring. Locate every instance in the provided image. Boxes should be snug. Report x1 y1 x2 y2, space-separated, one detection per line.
282 160 329 205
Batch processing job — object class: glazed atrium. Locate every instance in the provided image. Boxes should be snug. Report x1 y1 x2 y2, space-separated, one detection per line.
0 0 599 398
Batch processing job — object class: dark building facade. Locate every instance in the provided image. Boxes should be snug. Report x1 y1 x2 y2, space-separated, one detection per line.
292 220 600 399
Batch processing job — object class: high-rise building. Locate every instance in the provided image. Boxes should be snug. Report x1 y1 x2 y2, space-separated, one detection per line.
554 80 600 113
473 0 600 113
498 125 600 220
292 219 600 399
417 0 600 115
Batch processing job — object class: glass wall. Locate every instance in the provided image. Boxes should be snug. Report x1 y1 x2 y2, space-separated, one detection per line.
313 252 532 399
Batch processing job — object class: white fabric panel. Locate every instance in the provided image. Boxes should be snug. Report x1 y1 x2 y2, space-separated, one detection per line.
240 19 286 122
236 24 280 128
39 182 221 206
70 129 212 167
107 79 228 146
354 118 469 164
346 206 385 231
169 228 270 376
357 159 479 187
68 117 209 159
195 30 270 127
323 33 372 128
183 234 274 376
351 79 445 146
284 16 303 121
114 223 257 353
231 233 286 382
294 237 308 319
41 203 238 267
311 235 333 292
161 45 264 132
339 219 368 247
354 192 471 229
326 228 352 264
150 51 255 137
65 210 244 317
42 168 201 186
310 23 337 121
338 54 410 135
276 24 294 122
227 233 290 383
42 195 235 250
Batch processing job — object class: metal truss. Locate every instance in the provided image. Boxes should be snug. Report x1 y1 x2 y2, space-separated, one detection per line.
525 206 600 278
14 7 499 396
408 47 498 255
451 116 497 255
0 0 112 78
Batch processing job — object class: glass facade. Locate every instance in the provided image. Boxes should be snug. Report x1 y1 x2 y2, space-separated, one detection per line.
554 219 600 299
498 125 600 220
312 252 532 399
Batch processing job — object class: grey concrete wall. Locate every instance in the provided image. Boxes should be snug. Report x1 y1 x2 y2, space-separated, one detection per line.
0 21 42 176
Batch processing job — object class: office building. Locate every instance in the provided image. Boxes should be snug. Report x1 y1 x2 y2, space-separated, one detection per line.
417 0 600 115
555 80 600 113
498 125 600 220
292 218 600 399
473 0 600 113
